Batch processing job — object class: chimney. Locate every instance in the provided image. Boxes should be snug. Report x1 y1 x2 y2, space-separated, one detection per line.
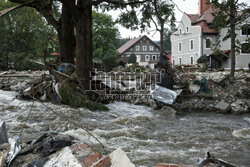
199 0 211 14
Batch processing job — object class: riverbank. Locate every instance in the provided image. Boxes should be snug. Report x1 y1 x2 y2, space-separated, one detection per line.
0 70 249 114
0 92 249 166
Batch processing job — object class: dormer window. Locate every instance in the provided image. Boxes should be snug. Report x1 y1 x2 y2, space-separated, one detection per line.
179 28 182 34
186 27 189 33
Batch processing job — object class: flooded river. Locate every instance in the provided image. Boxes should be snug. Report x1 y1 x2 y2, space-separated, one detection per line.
0 90 249 166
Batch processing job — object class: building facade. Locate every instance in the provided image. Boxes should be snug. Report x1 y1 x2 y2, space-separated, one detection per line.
171 0 250 69
117 35 161 69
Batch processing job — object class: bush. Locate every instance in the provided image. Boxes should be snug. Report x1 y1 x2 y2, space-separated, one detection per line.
197 55 208 64
123 62 145 72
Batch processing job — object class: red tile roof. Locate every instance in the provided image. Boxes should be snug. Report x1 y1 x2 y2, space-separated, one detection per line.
186 6 218 34
117 35 145 54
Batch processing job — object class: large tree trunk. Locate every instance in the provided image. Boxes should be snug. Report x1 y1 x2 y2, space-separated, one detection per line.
230 0 236 77
75 5 92 89
58 4 75 64
160 24 164 55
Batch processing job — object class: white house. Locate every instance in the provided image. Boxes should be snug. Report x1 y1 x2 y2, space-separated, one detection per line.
171 0 250 69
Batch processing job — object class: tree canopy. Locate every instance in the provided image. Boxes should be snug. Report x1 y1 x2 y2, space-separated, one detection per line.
0 1 55 70
92 11 120 71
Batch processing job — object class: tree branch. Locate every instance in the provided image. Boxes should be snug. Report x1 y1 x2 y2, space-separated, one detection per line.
92 0 148 6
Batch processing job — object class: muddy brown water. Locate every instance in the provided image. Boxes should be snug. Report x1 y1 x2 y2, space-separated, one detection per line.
0 90 249 166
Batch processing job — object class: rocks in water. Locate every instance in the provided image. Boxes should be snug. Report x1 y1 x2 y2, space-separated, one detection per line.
109 148 135 167
231 99 249 114
215 101 231 113
159 106 176 116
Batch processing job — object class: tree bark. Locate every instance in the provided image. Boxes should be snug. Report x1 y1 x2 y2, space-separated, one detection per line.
230 0 236 77
58 4 75 64
75 5 92 89
160 23 164 55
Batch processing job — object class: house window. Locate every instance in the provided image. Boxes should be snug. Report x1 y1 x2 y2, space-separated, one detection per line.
145 55 150 61
136 46 140 51
152 55 156 61
173 60 175 66
190 57 194 65
179 28 182 34
241 24 250 35
186 27 189 33
205 38 211 48
143 46 147 51
179 58 182 65
241 43 250 54
178 42 182 52
149 46 154 51
130 48 133 51
190 40 194 50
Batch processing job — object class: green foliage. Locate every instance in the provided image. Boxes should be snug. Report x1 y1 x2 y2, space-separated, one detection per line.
116 59 125 67
197 55 208 64
113 37 131 49
124 63 145 72
92 11 119 71
128 54 137 64
163 28 175 52
59 81 109 111
0 1 55 70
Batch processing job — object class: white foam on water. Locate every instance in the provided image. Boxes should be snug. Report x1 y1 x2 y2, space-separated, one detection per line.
232 128 250 139
244 117 250 124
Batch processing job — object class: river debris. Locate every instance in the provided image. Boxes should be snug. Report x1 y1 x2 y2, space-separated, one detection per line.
151 85 177 105
0 129 135 167
173 71 250 114
0 122 8 145
198 152 237 167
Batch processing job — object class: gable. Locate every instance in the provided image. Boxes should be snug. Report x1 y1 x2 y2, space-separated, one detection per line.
118 35 160 54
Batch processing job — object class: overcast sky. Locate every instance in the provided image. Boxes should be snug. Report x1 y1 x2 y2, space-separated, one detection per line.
107 0 250 41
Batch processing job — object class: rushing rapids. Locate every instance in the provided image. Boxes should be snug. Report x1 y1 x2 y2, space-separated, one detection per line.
0 90 249 166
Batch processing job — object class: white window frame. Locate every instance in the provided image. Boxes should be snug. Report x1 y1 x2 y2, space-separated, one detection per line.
186 26 189 33
152 55 156 61
190 56 194 65
178 42 182 52
145 55 150 62
205 38 211 49
190 39 194 51
179 28 182 35
149 46 154 51
136 46 140 51
143 46 147 51
178 57 182 65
